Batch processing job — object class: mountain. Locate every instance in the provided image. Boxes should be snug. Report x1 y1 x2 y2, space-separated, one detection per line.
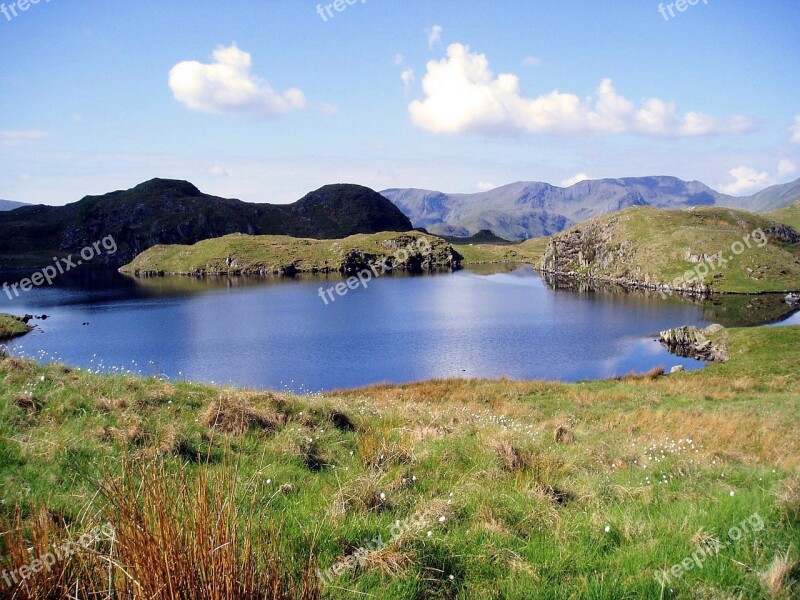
0 179 412 268
538 205 800 295
382 176 800 241
0 200 27 211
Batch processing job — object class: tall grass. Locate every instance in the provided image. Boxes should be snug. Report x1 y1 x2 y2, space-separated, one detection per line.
0 460 320 599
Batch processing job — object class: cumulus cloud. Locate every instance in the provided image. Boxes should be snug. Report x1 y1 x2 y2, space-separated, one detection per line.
719 166 772 195
561 173 590 187
426 25 443 49
169 44 308 117
791 115 800 143
409 44 755 138
476 181 496 192
393 53 405 66
209 165 229 177
778 159 797 177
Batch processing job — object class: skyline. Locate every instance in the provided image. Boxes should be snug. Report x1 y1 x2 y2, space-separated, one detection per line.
1 0 799 205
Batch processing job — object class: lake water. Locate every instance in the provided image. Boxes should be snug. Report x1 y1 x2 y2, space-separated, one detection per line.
1 267 797 392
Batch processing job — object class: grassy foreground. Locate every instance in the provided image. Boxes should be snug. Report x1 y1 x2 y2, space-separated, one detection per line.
0 327 800 599
1 326 799 598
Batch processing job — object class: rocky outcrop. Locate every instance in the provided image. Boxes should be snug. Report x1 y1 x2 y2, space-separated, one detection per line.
539 218 710 297
659 325 729 362
766 224 800 245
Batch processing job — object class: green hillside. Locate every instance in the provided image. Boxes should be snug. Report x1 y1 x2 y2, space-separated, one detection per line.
1 325 799 597
769 198 800 230
540 206 800 294
122 231 461 276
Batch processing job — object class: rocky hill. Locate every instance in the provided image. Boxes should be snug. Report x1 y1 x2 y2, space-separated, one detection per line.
538 205 800 295
121 231 461 276
0 180 412 268
383 176 800 241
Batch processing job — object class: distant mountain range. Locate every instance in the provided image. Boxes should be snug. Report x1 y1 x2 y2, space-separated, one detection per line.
0 179 411 268
382 176 800 241
0 200 27 211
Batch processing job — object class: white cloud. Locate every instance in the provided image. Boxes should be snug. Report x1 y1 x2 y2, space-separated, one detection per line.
209 165 229 177
426 25 443 49
778 159 797 177
791 115 800 143
561 173 590 187
409 44 755 138
169 44 308 117
522 56 542 67
393 53 405 66
719 166 772 195
476 181 496 192
0 130 49 146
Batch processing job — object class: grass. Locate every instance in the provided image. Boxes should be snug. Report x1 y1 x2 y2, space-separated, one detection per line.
1 325 799 597
541 205 800 294
454 237 549 265
121 231 459 275
0 314 31 340
769 199 800 230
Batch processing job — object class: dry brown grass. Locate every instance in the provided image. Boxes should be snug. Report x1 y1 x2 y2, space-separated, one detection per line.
330 473 390 517
13 394 41 413
777 477 800 524
202 396 283 436
97 460 320 599
0 507 106 599
493 440 528 472
553 424 575 444
760 550 798 598
356 427 415 471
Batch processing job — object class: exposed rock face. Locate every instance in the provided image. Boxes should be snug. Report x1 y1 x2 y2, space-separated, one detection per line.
340 235 461 275
659 325 729 362
539 217 710 297
766 224 800 245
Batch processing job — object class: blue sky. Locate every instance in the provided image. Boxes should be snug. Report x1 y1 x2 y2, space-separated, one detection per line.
1 0 799 205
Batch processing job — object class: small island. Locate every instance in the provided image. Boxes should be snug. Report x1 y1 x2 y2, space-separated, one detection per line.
0 313 32 340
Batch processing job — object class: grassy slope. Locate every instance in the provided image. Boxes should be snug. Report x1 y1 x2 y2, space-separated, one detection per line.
451 237 549 265
0 314 31 340
769 199 800 230
1 326 799 598
122 231 452 275
544 206 800 294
